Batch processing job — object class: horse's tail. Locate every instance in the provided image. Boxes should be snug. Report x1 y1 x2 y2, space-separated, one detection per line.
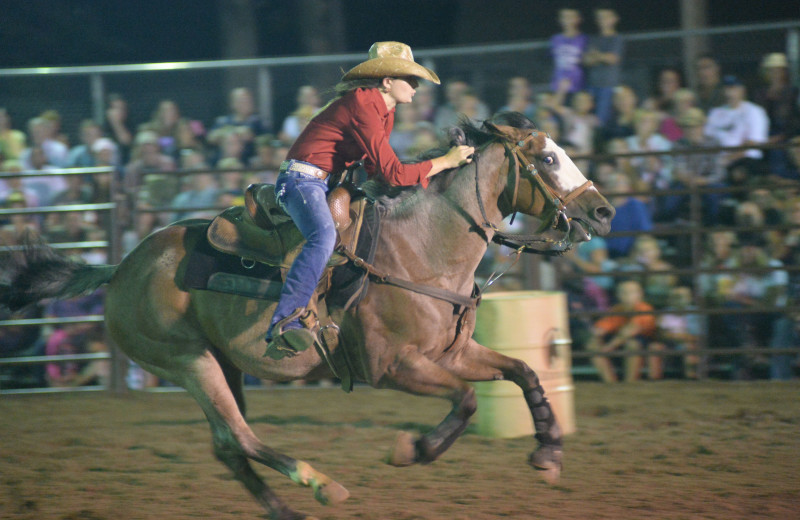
0 238 117 312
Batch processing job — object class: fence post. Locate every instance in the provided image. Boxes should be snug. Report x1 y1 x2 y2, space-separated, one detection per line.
90 73 105 126
257 66 273 133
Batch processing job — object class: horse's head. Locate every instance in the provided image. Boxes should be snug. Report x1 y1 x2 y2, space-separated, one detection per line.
483 114 615 246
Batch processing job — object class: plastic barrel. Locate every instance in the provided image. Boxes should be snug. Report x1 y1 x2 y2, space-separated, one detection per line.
472 291 576 438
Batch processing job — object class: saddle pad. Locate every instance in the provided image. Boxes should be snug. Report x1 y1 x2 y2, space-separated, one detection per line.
182 225 284 300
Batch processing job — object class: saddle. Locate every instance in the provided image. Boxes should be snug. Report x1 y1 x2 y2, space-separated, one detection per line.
207 183 367 268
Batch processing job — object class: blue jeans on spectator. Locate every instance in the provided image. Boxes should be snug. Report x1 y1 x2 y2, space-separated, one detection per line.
590 86 614 126
770 316 796 380
266 168 336 339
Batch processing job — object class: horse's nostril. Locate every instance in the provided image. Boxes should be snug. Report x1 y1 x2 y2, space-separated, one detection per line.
595 205 614 222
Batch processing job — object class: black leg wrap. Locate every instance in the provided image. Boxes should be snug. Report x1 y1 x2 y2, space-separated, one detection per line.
524 384 562 447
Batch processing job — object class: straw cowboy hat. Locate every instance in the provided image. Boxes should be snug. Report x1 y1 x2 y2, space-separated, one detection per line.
342 41 440 84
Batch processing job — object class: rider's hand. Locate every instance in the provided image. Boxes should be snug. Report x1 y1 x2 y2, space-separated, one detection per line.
445 145 475 169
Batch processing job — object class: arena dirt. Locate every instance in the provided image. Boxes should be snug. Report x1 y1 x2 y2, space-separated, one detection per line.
1 380 798 519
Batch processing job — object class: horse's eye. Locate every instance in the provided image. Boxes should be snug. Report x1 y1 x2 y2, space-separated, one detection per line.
543 156 554 166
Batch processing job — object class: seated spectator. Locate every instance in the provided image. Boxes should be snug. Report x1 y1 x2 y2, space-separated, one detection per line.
66 327 110 388
279 85 321 145
624 108 673 200
718 232 788 379
24 145 69 205
498 76 537 120
597 84 637 146
413 81 437 123
619 235 678 309
0 191 39 245
389 104 422 160
170 172 220 221
66 119 103 168
587 279 658 382
643 67 683 114
651 286 702 379
175 118 207 162
667 108 726 224
434 79 490 131
104 93 134 163
658 88 697 142
249 134 281 183
217 157 255 195
43 291 105 387
559 235 615 307
44 211 93 244
404 122 441 161
40 109 68 148
781 136 800 180
753 52 800 177
214 127 247 167
563 91 599 168
604 172 653 259
0 107 27 161
208 87 267 163
705 75 769 168
124 130 177 208
0 304 43 388
694 54 725 112
0 160 40 207
20 116 68 169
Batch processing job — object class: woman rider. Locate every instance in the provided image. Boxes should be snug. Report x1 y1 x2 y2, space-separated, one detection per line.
265 41 475 359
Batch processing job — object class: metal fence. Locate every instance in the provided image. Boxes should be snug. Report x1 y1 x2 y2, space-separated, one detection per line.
0 21 797 143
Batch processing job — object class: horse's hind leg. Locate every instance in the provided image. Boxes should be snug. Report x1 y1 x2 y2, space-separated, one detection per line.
441 339 563 483
381 350 478 466
168 351 349 518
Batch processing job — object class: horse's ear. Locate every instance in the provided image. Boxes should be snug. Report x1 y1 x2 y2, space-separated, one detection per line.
448 127 466 146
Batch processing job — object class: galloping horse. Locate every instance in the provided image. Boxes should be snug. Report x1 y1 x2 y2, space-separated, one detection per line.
1 113 614 520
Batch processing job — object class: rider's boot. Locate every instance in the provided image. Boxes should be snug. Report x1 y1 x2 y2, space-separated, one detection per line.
264 308 318 360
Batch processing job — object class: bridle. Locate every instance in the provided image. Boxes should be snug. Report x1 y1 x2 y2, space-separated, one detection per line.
474 129 594 256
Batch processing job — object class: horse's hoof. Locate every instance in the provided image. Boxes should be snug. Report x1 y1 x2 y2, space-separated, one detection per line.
313 479 350 505
387 431 417 467
528 445 562 484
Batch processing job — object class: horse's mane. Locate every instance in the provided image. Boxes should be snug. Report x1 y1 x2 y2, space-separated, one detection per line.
363 112 538 208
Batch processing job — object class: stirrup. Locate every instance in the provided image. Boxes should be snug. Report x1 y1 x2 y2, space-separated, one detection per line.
263 308 318 360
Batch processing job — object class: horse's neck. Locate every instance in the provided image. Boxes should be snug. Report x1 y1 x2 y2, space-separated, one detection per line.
377 145 506 286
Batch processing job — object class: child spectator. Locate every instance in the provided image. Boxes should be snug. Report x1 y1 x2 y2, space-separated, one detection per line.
66 119 103 168
563 91 600 166
604 172 653 259
583 7 623 125
587 279 658 382
652 286 702 379
21 117 68 169
549 8 588 97
499 77 537 121
620 235 678 309
124 130 177 209
0 108 26 161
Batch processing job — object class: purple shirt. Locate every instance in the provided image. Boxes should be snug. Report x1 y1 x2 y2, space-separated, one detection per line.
550 33 588 93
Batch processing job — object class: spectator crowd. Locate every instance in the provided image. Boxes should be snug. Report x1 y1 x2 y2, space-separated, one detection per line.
1 7 799 389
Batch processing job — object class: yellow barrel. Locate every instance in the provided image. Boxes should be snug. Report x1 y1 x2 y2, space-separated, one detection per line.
472 291 576 438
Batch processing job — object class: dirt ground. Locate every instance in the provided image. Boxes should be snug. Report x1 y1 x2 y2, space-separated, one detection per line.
1 381 798 520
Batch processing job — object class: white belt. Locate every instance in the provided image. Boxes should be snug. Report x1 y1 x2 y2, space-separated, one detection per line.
280 159 330 180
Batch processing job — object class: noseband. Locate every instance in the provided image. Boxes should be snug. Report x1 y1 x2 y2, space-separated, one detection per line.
474 130 594 255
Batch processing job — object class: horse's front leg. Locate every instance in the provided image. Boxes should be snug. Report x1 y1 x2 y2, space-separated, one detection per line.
379 348 477 466
441 339 563 483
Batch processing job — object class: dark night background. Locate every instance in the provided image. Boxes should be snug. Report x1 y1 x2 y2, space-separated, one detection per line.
0 0 797 68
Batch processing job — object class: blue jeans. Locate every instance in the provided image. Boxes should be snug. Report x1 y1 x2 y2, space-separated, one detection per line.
267 168 336 339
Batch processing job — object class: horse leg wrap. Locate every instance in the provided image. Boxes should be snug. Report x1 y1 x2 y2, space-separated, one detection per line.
524 384 562 447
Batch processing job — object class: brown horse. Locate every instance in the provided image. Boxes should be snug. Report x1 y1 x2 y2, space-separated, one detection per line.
1 114 614 520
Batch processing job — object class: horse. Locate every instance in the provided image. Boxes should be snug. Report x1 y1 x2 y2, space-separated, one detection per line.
1 113 614 520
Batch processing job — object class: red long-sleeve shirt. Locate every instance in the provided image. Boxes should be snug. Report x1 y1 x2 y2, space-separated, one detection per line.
287 87 432 188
